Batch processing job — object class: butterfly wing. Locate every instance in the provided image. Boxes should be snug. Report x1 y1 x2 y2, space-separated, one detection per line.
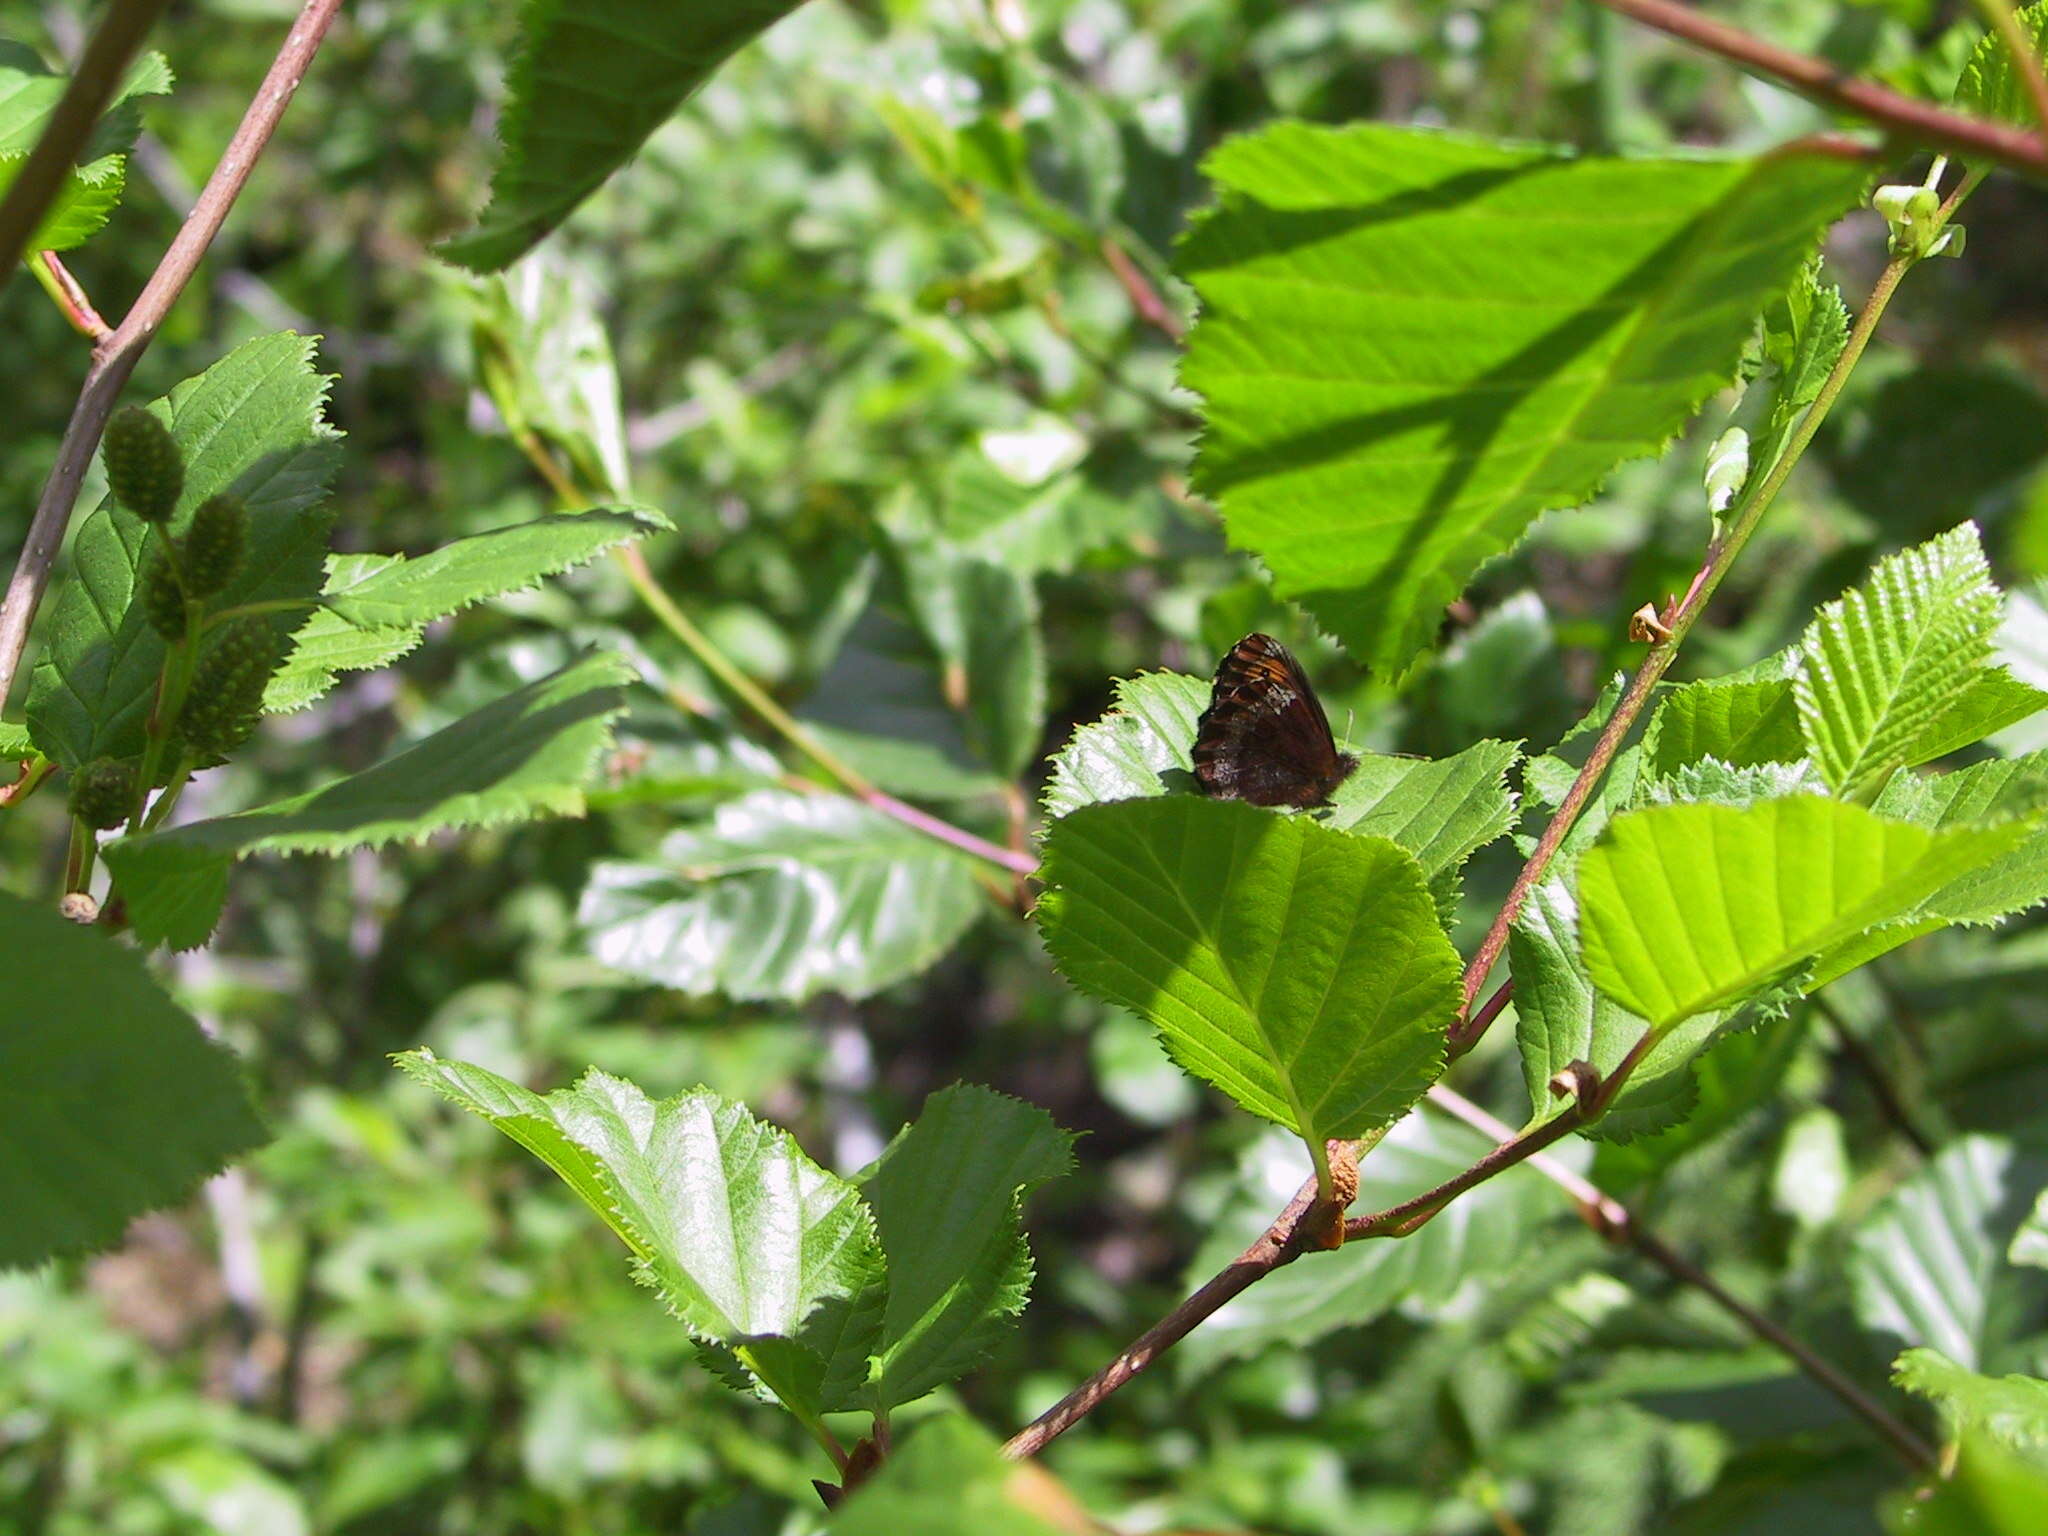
1191 634 1357 808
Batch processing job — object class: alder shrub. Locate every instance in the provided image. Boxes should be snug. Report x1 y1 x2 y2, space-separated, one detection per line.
8 0 2048 1529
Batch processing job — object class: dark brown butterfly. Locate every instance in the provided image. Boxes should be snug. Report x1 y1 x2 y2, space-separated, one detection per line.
1191 633 1358 808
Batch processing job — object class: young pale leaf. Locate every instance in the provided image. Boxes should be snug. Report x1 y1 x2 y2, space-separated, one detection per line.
828 1414 1069 1534
1955 2 2048 125
443 0 812 270
1040 671 1208 818
1175 1117 1577 1375
1796 525 2015 798
1851 1137 2047 1371
0 890 265 1268
857 1085 1073 1410
398 1051 884 1417
1643 673 1805 781
1755 259 1850 475
25 333 341 769
105 653 633 950
580 788 984 1001
1893 1349 2048 1461
1037 797 1459 1148
1178 122 1867 677
1579 797 2032 1029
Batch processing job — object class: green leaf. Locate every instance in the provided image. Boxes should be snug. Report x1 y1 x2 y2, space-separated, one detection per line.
1955 1 2048 126
1850 1136 2046 1370
1893 1348 2048 1463
105 654 633 950
26 333 341 769
857 1085 1072 1410
936 447 1164 577
1040 670 1208 819
1178 122 1867 676
0 889 265 1268
0 44 170 159
1870 752 2048 925
580 788 985 1001
1511 879 1734 1137
398 1051 883 1418
1175 1117 1578 1375
265 506 664 712
2013 1187 2048 1271
1884 1435 2048 1536
1323 738 1521 916
443 0 813 270
1796 525 2011 799
1036 797 1459 1151
1579 797 2031 1029
1 150 124 252
828 1414 1067 1534
1594 1010 1808 1183
894 548 1046 779
1906 668 2048 766
1756 259 1850 475
1643 673 1805 780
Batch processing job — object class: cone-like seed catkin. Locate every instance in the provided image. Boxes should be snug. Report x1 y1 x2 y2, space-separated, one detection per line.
103 407 184 524
175 619 280 761
139 549 189 640
67 757 137 830
181 495 247 598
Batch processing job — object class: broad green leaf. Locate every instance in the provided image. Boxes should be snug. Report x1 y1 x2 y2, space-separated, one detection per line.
893 548 1046 779
1893 1348 2048 1462
580 788 984 1001
443 0 813 270
1871 752 2048 924
25 333 341 769
1883 1435 2048 1536
2 151 123 252
0 718 31 758
828 1414 1067 1534
858 1085 1072 1409
1643 674 1805 780
1511 880 1738 1139
398 1051 883 1418
1796 525 2009 799
1040 670 1208 818
106 654 633 950
1850 1136 2047 1370
1579 797 2031 1029
1036 796 1459 1149
1324 738 1521 916
1175 1117 1579 1375
0 43 170 158
1955 2 2048 126
1639 757 1827 808
265 506 663 712
0 889 265 1268
936 447 1165 577
1594 1011 1809 1184
1905 668 2048 765
1178 122 1867 676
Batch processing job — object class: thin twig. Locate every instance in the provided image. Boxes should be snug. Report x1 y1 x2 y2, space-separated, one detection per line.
1099 237 1185 343
0 0 175 275
0 0 348 712
1811 993 1936 1156
1590 0 2048 177
1002 1178 1326 1460
1422 1086 1936 1472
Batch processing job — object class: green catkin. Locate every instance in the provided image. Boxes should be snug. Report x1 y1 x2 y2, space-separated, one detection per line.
139 549 189 640
175 619 280 761
102 407 184 525
181 495 248 598
67 757 137 830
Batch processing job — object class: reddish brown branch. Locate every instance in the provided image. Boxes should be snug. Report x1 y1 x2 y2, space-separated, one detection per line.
0 0 347 711
0 0 175 276
1593 0 2048 177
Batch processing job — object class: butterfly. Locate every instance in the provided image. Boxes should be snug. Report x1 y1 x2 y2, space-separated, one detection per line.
1191 633 1358 808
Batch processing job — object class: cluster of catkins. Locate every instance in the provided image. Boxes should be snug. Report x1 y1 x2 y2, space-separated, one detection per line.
66 408 286 831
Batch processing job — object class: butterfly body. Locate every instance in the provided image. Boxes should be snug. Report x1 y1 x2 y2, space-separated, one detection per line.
1191 633 1358 808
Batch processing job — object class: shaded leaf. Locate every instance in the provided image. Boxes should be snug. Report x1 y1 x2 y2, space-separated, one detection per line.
1955 1 2048 126
828 1414 1067 1534
1040 670 1208 818
106 654 633 950
0 890 265 1268
1324 737 1521 916
580 788 984 1001
1893 1348 2048 1462
858 1085 1073 1409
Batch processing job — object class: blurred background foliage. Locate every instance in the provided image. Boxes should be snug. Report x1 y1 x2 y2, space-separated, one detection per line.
4 0 2048 1530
